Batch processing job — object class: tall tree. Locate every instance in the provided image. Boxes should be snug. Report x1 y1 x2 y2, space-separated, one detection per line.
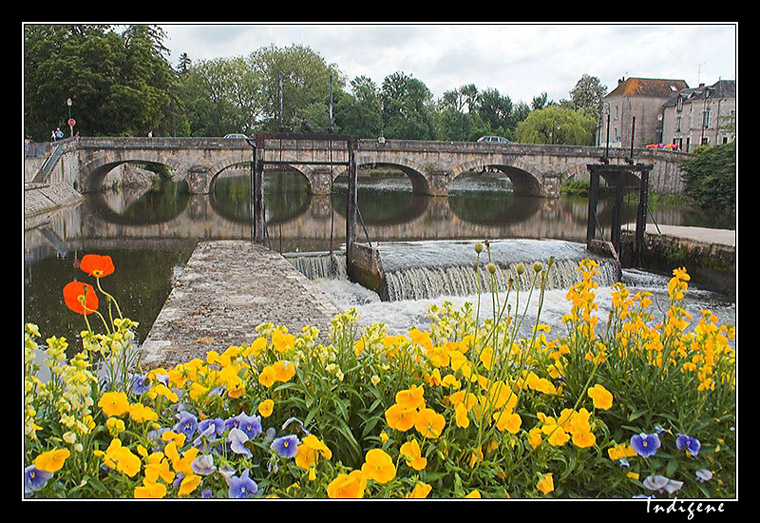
24 24 187 140
568 74 608 120
380 71 436 140
180 56 259 136
334 75 382 138
177 52 192 74
250 44 344 131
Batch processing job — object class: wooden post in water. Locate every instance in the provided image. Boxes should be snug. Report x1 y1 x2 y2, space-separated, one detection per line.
611 171 625 255
346 137 358 262
585 166 600 251
253 134 266 245
635 167 651 266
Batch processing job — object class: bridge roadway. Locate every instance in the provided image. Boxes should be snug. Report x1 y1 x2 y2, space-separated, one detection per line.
139 240 340 370
59 135 688 197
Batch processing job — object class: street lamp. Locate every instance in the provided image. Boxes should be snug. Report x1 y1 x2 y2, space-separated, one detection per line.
66 98 75 137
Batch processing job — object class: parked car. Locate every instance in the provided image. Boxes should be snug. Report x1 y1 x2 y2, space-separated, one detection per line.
224 133 248 139
477 135 510 144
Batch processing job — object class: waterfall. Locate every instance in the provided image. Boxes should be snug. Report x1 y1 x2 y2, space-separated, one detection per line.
286 252 347 280
378 239 620 302
288 239 620 303
384 257 619 302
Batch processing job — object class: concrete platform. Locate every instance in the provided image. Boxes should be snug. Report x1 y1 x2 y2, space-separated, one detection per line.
140 240 340 369
645 224 735 247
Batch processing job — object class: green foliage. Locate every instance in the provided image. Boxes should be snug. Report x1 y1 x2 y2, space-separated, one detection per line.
516 105 597 145
680 141 736 210
24 24 188 140
380 71 437 140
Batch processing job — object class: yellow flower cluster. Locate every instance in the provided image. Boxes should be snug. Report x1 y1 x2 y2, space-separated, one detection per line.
98 391 159 423
532 407 597 448
385 384 446 439
327 448 399 498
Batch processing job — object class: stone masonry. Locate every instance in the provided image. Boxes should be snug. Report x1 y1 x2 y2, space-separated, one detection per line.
140 240 340 369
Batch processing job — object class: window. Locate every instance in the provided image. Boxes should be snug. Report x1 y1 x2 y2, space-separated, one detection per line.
676 97 683 112
676 116 682 132
701 109 712 129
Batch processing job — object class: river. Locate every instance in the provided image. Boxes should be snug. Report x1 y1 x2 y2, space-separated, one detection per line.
23 168 736 352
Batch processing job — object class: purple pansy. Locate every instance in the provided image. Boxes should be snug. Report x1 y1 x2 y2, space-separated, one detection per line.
200 417 226 437
271 434 300 459
229 427 252 457
131 374 151 395
24 465 53 496
675 433 701 456
696 469 713 482
237 412 262 440
643 474 683 494
227 469 258 499
174 411 198 439
630 432 661 458
191 454 217 476
225 412 261 440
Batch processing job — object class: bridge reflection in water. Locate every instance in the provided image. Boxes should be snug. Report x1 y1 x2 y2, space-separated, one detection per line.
63 171 640 256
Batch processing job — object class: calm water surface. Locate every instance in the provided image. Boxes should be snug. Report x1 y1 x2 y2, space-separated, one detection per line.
23 169 736 351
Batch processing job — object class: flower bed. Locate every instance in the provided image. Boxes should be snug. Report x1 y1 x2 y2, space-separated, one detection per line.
24 248 736 499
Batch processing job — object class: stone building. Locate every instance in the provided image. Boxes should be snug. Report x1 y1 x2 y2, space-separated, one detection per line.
661 79 735 152
596 77 689 149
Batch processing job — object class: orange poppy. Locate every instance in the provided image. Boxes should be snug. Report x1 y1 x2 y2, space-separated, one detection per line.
80 254 115 278
63 281 99 314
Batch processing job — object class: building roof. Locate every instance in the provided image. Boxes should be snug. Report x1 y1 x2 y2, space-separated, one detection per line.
605 77 690 99
662 79 736 107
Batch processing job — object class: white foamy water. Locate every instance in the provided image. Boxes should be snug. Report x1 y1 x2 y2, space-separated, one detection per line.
289 240 736 339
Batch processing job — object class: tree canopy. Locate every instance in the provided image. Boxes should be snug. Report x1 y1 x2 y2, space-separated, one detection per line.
24 24 188 140
24 24 609 147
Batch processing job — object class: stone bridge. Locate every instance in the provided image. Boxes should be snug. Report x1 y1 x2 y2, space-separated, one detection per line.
55 136 689 197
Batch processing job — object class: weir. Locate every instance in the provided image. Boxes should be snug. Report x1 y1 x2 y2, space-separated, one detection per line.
288 239 621 302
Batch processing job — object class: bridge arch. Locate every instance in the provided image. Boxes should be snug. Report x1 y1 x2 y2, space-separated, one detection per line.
345 154 433 195
82 158 184 193
453 159 543 197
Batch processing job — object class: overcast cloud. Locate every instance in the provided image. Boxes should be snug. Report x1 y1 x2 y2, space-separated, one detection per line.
159 23 737 104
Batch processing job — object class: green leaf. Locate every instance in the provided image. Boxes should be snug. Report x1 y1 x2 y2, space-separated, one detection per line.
665 458 679 477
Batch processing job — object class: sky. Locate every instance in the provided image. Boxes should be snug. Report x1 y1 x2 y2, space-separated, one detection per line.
158 23 737 105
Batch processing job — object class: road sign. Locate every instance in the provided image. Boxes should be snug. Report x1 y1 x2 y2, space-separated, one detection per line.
68 118 76 127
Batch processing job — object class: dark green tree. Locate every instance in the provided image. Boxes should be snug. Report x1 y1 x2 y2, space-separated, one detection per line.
568 74 608 120
380 72 436 140
24 24 187 140
250 44 344 131
680 141 736 210
334 76 382 138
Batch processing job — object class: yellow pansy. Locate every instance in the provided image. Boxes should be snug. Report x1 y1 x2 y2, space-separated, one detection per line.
34 448 71 473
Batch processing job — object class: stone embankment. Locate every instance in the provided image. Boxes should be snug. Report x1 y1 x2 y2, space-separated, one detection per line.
140 241 341 369
621 225 735 296
24 183 82 222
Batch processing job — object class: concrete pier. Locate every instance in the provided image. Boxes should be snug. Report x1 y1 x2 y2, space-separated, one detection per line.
140 240 340 369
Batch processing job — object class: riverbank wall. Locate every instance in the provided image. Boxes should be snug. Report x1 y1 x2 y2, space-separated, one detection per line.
620 226 736 297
